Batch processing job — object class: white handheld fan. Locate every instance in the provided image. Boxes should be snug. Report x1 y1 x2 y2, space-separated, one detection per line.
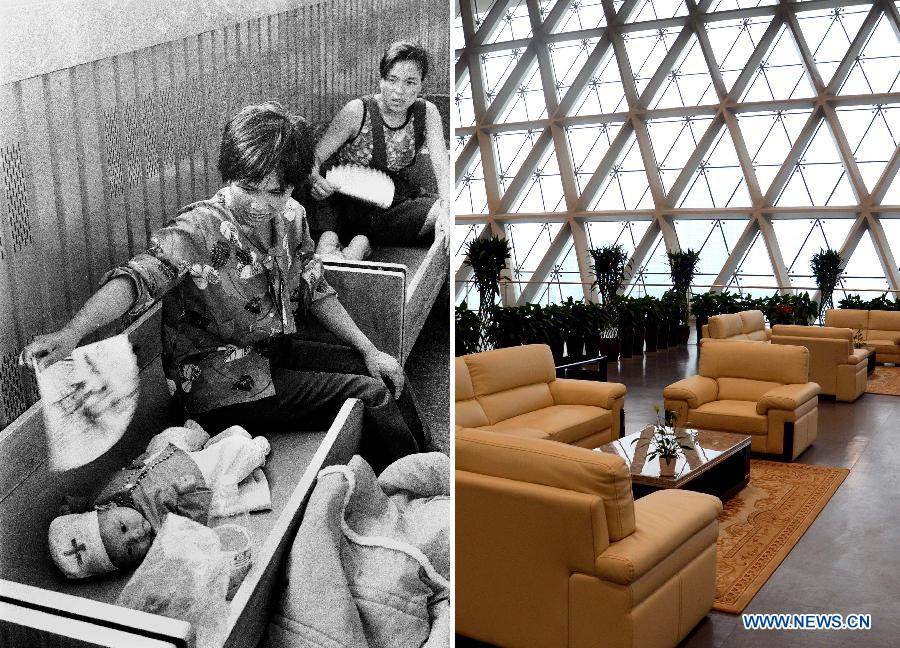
326 164 395 209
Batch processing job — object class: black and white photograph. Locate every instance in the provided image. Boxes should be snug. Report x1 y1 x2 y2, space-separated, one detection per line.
0 1 451 646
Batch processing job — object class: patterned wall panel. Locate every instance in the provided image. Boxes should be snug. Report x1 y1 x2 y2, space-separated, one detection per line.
0 0 450 430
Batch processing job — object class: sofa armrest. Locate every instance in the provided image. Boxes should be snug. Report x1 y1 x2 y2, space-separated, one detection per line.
549 379 626 409
662 375 718 409
756 383 820 414
594 490 721 585
849 348 871 364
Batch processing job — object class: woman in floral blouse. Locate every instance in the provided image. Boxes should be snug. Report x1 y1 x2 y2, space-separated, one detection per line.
22 102 420 473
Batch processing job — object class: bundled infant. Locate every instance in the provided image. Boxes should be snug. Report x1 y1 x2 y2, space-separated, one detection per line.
49 422 271 579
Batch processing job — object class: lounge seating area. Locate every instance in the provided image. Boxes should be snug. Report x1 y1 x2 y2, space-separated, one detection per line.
700 310 771 343
825 308 900 365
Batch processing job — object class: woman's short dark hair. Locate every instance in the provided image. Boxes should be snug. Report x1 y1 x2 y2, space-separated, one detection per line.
379 41 429 81
218 102 312 189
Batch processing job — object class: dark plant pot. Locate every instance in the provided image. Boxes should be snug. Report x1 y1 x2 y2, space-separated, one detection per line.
566 336 585 358
585 335 602 358
645 325 658 352
599 337 620 360
548 339 565 363
656 323 668 349
619 329 634 358
695 316 708 344
632 328 645 356
677 324 690 345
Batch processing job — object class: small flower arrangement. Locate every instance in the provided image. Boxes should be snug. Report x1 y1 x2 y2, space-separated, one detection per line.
633 406 692 476
853 328 866 349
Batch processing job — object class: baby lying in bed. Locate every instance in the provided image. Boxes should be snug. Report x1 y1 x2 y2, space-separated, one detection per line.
49 422 270 579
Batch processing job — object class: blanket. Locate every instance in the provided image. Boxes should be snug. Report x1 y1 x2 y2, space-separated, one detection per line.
265 452 450 648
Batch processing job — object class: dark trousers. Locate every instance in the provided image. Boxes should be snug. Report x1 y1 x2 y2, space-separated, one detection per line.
193 339 422 474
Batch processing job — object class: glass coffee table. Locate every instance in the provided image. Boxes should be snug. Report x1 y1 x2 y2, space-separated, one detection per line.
595 426 751 501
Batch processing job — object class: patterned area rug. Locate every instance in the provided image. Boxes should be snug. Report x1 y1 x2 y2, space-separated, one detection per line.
714 460 848 614
865 366 900 396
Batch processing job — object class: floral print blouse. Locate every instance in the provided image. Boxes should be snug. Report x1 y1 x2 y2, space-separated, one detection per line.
103 190 335 414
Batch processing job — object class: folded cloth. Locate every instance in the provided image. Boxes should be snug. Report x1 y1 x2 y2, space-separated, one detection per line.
238 468 272 512
265 452 450 648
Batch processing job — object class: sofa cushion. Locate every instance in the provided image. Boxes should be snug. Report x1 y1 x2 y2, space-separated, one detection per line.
478 426 551 440
739 310 766 334
689 400 767 434
478 383 555 425
699 340 809 384
455 428 636 540
866 332 900 345
746 330 769 342
825 308 868 331
867 339 900 355
716 377 783 402
487 405 613 445
456 357 490 428
707 313 743 339
464 344 556 396
867 310 900 333
773 324 853 342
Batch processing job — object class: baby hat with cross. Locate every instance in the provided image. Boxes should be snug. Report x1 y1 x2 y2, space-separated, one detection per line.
48 511 116 579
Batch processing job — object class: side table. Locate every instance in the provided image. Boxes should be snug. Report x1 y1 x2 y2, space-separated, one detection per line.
555 355 607 382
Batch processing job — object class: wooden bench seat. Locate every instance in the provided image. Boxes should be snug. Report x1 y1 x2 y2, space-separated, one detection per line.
0 304 363 648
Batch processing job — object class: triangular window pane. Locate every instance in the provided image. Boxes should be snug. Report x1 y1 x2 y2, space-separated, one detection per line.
775 118 857 206
568 48 627 115
567 121 627 194
507 222 563 288
486 2 534 44
550 38 602 102
706 15 772 93
453 14 466 55
839 14 900 95
880 218 900 262
495 58 547 122
740 24 816 102
552 0 607 34
585 219 651 258
630 0 688 22
537 237 585 304
588 132 656 210
707 0 776 11
481 48 525 108
651 35 719 109
455 71 476 128
469 0 505 44
840 229 890 295
648 116 715 196
727 229 780 297
626 229 668 297
456 148 489 215
454 134 471 157
836 104 900 193
623 27 681 98
454 222 485 275
794 6 869 87
772 218 854 288
493 129 543 194
678 128 752 208
738 108 810 194
511 148 567 212
674 217 750 291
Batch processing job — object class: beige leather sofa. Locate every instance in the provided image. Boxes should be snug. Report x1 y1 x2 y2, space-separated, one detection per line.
771 324 871 402
700 309 771 343
456 344 626 447
825 308 900 364
456 428 722 648
663 341 819 460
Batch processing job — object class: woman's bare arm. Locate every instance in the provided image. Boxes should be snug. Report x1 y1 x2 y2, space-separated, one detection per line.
309 99 365 200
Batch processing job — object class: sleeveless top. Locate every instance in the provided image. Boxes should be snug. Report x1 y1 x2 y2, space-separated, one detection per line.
336 95 426 174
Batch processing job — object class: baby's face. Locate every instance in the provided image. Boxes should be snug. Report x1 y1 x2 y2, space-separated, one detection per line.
97 506 154 568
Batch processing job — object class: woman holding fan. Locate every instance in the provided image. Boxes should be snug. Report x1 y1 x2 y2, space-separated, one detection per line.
307 41 450 259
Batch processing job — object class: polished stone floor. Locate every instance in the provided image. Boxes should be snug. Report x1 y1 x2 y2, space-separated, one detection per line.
457 335 900 647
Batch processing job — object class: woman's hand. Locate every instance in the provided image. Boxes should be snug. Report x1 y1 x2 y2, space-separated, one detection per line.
363 349 405 398
20 327 81 371
309 171 337 201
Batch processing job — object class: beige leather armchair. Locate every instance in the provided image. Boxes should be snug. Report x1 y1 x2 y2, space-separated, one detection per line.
825 308 900 364
663 341 819 460
771 324 870 402
456 428 722 648
700 309 771 343
456 344 626 447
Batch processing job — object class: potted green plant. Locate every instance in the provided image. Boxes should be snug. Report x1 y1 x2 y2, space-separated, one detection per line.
660 289 685 346
590 244 631 305
810 248 843 323
617 297 636 359
666 249 701 344
868 293 898 311
543 303 572 362
583 302 607 357
486 305 524 348
464 235 511 350
562 297 587 357
455 301 480 356
838 294 865 309
690 292 718 342
632 406 692 477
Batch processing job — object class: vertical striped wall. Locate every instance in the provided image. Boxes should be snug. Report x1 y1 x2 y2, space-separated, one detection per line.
0 0 450 429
